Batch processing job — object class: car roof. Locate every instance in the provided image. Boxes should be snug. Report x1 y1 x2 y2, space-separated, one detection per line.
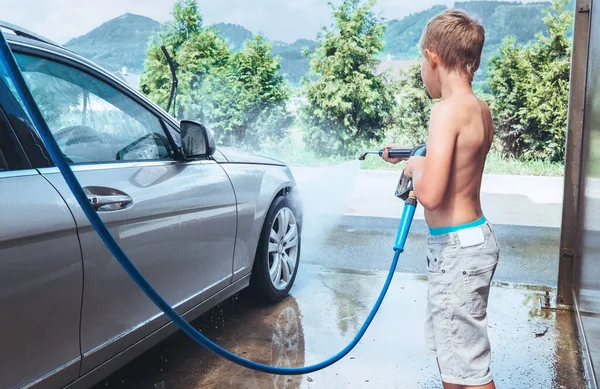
1 21 87 65
0 20 62 47
1 21 152 89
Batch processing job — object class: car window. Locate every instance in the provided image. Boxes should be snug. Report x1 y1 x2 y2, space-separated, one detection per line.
0 50 32 172
13 53 172 164
0 54 28 113
0 56 13 172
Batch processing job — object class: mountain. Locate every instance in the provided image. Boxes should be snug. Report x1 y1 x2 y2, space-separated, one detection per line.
63 1 564 88
211 24 317 85
64 16 316 86
382 1 552 88
272 39 318 85
384 5 447 59
212 23 253 51
384 1 549 56
65 13 160 74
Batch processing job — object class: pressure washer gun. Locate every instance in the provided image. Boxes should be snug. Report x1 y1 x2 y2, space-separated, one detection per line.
358 145 427 200
358 144 427 253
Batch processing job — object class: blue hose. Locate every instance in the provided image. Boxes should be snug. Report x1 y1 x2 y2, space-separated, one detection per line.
0 32 416 375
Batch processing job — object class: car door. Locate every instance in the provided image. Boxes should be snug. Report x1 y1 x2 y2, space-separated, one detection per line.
0 59 82 389
12 51 238 374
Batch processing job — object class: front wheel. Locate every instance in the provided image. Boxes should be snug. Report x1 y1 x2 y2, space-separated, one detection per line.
251 195 301 302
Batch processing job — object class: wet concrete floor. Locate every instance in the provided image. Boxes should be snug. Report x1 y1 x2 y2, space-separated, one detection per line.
92 167 589 388
302 216 560 287
93 265 587 389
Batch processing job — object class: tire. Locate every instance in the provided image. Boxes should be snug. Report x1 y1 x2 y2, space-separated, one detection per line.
251 195 301 303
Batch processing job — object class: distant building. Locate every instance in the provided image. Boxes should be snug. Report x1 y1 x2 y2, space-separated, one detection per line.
375 59 417 82
113 66 141 91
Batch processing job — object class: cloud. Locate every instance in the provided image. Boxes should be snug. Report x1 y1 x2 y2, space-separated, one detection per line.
288 0 321 10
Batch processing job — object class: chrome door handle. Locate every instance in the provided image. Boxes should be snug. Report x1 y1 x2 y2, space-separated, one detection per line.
87 194 132 210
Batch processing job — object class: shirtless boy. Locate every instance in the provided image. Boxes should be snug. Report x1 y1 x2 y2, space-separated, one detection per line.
383 9 500 389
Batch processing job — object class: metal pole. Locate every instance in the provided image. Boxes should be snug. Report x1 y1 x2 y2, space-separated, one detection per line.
557 0 592 308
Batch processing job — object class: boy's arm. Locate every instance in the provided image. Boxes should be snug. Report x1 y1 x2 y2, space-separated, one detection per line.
406 103 458 210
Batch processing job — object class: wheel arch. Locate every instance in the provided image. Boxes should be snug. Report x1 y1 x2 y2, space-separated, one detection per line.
250 184 301 272
220 163 302 284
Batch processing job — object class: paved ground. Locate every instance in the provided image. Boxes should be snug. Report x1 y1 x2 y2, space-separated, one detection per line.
302 216 560 287
294 165 563 287
93 266 587 389
92 165 591 388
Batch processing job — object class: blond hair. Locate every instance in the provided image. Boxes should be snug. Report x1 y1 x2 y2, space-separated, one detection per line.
420 9 485 81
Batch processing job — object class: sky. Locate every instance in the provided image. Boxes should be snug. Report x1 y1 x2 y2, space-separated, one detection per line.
1 0 542 44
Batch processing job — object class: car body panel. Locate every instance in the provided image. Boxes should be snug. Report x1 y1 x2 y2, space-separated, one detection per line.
40 160 237 375
61 275 250 389
217 146 285 166
0 171 82 389
221 163 300 282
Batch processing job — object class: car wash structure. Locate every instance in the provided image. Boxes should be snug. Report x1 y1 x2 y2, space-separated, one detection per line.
557 0 599 386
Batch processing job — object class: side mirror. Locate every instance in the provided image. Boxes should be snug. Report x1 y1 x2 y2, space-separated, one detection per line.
180 120 216 159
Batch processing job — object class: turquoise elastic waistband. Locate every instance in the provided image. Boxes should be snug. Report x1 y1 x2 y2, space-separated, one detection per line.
428 216 487 236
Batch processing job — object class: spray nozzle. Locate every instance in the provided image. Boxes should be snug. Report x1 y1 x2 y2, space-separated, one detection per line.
358 148 412 161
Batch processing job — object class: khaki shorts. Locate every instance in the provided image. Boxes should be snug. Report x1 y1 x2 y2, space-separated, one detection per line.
425 220 500 386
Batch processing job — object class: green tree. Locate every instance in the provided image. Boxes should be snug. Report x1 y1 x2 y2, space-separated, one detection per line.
170 0 202 45
175 27 231 120
488 0 572 162
230 34 294 149
301 0 396 157
387 62 434 144
139 0 205 110
191 69 246 146
194 34 293 150
140 1 292 150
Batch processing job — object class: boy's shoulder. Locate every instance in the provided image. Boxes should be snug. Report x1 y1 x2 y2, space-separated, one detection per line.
430 93 490 128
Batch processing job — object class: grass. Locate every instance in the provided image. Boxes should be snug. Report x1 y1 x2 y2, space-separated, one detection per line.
483 151 564 176
360 150 564 176
265 146 564 176
259 126 347 167
258 126 565 176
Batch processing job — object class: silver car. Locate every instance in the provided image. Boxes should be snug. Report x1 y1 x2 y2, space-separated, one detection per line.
0 23 302 389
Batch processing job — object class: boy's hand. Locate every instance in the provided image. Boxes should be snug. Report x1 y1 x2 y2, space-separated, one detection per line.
403 156 426 179
382 144 410 164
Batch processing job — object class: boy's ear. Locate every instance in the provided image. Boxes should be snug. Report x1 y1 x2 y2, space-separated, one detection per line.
424 49 439 70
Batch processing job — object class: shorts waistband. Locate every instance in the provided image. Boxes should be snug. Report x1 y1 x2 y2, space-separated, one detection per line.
428 216 487 236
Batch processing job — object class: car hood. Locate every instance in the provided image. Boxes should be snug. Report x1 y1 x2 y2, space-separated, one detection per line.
217 147 286 166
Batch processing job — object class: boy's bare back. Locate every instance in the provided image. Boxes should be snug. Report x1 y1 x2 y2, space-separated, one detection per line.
424 93 494 228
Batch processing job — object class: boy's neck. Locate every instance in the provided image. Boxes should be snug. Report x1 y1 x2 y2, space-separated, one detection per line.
439 72 474 100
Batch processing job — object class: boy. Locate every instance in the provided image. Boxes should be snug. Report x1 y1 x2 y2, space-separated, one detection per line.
383 9 500 389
